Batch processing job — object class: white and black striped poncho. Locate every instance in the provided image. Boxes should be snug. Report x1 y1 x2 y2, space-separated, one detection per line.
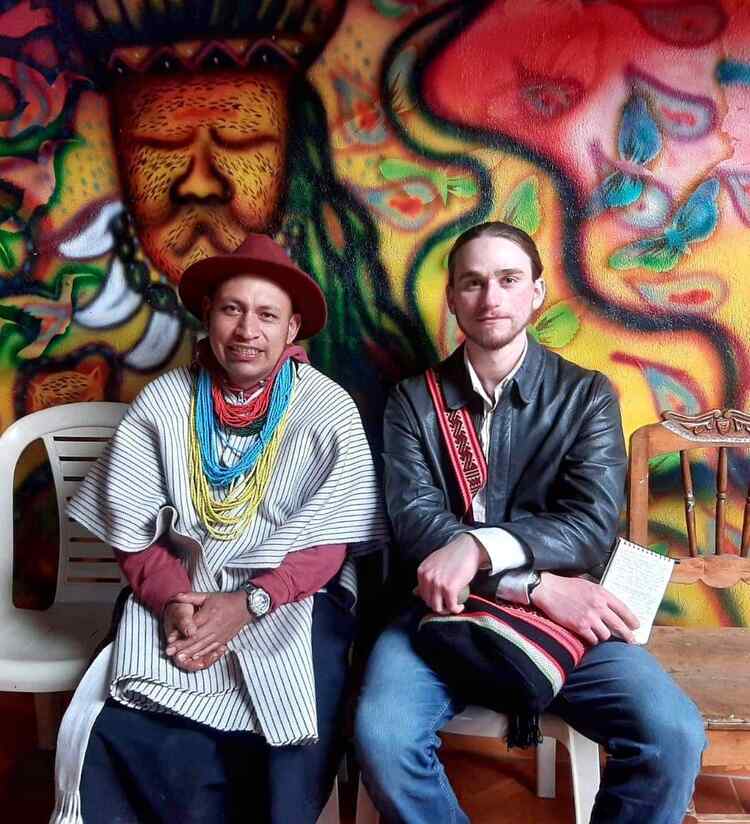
52 361 388 822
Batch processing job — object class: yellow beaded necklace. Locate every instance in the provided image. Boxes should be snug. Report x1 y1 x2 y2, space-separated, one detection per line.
188 373 295 541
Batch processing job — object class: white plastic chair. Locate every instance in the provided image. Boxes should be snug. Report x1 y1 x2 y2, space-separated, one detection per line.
0 402 128 747
356 706 600 824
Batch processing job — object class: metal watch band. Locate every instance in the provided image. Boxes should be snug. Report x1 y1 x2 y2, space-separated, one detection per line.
527 570 542 604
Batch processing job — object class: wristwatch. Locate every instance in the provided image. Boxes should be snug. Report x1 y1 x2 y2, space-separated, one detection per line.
241 582 271 618
526 571 542 605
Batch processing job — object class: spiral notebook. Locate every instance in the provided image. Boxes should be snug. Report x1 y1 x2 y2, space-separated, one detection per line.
600 537 676 644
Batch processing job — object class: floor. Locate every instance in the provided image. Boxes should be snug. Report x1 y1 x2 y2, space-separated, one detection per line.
3 693 750 823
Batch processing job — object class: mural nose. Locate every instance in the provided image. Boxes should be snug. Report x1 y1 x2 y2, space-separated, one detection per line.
174 130 231 203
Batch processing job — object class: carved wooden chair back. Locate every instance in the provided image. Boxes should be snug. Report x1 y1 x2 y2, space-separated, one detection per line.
629 408 750 566
627 409 750 821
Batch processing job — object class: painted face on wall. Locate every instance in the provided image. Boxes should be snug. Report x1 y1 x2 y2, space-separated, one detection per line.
112 69 290 284
447 234 546 352
205 274 301 389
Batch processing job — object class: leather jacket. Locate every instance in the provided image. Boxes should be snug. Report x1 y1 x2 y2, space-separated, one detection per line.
383 333 627 594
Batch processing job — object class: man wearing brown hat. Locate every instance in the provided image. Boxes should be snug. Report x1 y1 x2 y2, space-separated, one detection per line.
51 234 387 824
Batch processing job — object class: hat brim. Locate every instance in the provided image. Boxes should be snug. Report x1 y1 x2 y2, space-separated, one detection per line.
179 255 327 340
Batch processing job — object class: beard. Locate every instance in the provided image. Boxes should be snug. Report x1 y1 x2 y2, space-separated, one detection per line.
456 308 535 352
135 204 268 284
167 206 246 257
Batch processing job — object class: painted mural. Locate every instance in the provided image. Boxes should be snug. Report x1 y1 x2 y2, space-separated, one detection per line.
2 0 749 625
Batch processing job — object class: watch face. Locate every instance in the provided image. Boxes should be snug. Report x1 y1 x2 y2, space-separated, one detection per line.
249 587 271 616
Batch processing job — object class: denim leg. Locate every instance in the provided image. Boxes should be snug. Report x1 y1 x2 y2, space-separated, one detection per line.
550 639 706 824
354 604 468 824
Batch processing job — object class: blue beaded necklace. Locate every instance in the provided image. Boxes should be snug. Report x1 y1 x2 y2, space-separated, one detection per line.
193 358 294 488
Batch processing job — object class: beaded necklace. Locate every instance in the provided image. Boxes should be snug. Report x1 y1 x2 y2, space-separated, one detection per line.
212 380 272 430
196 339 299 434
188 359 295 540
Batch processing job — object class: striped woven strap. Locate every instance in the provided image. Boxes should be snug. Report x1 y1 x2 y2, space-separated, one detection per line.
465 593 587 664
425 368 488 517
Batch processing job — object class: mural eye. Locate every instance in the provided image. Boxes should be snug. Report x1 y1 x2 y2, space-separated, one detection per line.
152 54 180 74
203 48 237 70
519 78 583 119
247 45 290 72
111 59 131 78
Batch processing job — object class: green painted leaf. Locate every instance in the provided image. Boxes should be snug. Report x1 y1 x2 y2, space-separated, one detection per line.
379 158 430 182
502 177 541 236
372 0 409 17
648 542 670 556
533 302 580 348
380 159 453 204
608 239 680 272
657 597 680 617
434 171 449 205
649 452 680 476
447 177 478 199
0 231 16 271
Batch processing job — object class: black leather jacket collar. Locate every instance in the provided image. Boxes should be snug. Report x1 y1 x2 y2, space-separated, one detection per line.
438 334 546 411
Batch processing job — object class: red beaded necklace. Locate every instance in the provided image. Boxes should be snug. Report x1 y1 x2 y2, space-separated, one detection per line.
211 376 273 428
194 339 309 430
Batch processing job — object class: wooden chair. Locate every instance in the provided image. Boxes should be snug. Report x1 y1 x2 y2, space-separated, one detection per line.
628 409 750 822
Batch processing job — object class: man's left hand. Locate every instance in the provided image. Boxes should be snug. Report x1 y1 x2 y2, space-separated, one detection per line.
164 591 250 663
531 572 639 645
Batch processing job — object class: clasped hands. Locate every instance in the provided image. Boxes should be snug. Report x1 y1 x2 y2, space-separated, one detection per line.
162 590 250 672
417 533 640 645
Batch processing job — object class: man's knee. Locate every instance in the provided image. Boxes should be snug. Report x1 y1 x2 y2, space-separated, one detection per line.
654 699 705 762
635 691 706 778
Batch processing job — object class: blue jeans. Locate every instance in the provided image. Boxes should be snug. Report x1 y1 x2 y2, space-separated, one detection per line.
354 603 706 824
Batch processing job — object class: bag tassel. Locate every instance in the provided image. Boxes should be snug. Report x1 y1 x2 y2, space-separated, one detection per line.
506 711 543 750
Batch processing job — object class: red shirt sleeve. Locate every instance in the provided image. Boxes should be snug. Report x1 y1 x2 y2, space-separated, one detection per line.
115 542 190 617
116 542 347 616
250 544 347 610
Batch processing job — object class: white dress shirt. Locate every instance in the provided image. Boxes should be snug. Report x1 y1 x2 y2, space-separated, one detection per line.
463 345 534 603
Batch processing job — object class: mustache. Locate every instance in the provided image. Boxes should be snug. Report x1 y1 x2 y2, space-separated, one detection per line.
163 206 247 255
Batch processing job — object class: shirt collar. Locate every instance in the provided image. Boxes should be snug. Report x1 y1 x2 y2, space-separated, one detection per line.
438 332 545 410
464 337 528 408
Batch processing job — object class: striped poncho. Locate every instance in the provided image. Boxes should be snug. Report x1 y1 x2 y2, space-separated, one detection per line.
52 362 387 823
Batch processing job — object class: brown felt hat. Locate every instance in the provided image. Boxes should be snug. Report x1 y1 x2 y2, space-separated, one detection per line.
179 234 327 339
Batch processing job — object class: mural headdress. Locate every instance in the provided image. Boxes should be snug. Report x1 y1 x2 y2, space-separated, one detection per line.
54 0 346 82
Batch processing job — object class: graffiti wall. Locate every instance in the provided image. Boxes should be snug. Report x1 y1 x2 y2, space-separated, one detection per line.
2 0 749 625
